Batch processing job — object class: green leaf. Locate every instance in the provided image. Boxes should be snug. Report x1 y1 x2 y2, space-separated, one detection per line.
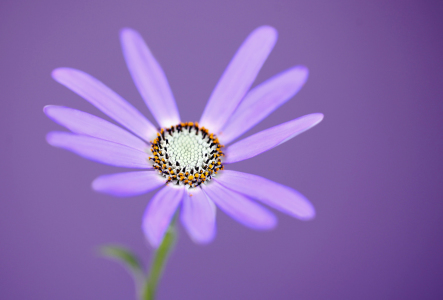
99 245 145 281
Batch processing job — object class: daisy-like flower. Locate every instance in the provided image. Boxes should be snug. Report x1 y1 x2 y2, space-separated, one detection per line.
45 26 323 247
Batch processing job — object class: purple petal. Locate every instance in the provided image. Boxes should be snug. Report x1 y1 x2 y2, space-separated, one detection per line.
224 113 324 164
181 188 216 244
92 171 164 197
142 186 184 247
202 180 276 230
120 28 180 128
44 105 147 151
46 131 152 169
199 26 277 134
220 66 309 144
216 170 315 220
52 68 157 142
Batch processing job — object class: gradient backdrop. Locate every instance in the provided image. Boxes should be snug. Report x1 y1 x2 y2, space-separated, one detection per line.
1 1 443 299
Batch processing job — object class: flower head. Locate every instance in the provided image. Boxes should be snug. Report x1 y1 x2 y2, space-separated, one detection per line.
45 26 323 247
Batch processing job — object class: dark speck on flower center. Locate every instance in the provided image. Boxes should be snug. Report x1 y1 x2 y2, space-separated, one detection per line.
149 122 224 188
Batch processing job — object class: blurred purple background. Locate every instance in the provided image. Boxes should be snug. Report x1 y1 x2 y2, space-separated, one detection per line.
1 0 443 299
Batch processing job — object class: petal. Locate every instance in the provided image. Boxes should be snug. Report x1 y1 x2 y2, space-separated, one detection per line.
92 171 164 197
181 188 216 244
142 186 184 247
44 105 147 152
220 66 309 144
199 26 277 133
224 113 324 164
46 131 152 169
120 28 180 128
202 180 276 230
52 68 157 142
215 170 315 220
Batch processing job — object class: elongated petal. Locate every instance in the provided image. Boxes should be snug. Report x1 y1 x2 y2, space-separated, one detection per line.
46 131 151 169
216 170 315 220
44 105 147 151
142 186 184 247
224 113 323 164
181 188 216 244
200 26 277 133
52 68 157 141
220 66 308 144
92 171 164 197
120 28 180 128
202 181 276 230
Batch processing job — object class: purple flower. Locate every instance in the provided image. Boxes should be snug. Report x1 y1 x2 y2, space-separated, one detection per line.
45 26 323 247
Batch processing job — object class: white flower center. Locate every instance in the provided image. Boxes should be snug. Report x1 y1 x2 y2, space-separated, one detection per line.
168 130 209 167
149 122 224 188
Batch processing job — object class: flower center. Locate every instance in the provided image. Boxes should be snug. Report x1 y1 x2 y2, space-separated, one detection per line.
149 122 224 188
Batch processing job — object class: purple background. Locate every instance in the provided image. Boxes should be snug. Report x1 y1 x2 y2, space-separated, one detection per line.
1 0 443 299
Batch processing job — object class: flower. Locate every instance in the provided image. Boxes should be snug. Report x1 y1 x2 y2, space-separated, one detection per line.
45 26 323 247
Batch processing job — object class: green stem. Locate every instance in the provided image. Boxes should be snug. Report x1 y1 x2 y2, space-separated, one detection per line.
141 221 178 300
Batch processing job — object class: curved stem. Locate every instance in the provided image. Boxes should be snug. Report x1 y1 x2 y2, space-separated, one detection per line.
141 221 177 300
